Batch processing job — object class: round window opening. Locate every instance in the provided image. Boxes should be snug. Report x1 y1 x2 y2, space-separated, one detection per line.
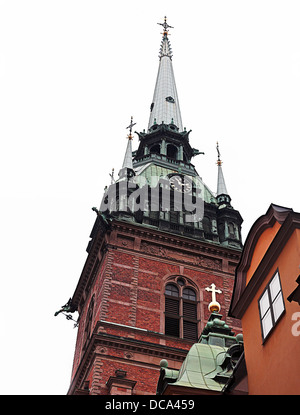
177 277 185 286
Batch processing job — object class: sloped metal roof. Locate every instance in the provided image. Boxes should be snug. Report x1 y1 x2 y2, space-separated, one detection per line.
148 33 183 131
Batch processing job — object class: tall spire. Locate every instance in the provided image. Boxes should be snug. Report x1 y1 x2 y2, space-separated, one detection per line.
216 142 231 206
148 17 183 132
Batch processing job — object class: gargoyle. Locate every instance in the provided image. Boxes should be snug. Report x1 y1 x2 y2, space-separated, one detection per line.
54 298 75 317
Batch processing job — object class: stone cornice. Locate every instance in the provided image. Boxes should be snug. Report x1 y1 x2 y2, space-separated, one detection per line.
112 219 241 261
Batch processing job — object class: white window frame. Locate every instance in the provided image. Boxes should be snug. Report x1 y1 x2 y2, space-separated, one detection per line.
258 270 285 342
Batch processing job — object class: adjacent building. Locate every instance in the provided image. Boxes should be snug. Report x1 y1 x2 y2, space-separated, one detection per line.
227 204 300 395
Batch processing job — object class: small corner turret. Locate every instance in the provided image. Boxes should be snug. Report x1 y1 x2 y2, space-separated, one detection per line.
118 116 136 181
215 142 243 249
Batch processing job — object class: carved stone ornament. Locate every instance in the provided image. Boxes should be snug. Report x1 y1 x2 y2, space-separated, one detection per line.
140 241 221 270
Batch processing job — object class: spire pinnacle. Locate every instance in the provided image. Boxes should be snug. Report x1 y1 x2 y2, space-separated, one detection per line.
157 16 173 36
216 142 228 196
157 17 173 60
126 116 136 141
120 117 136 176
216 142 231 206
216 141 222 166
148 19 183 131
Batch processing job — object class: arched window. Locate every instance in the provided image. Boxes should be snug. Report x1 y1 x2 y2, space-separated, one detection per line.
167 144 178 159
83 295 95 351
150 144 160 155
228 222 235 239
183 288 196 300
164 278 198 341
202 216 211 234
165 284 179 297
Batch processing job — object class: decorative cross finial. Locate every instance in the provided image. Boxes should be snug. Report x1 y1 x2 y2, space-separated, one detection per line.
126 116 136 140
216 141 222 166
157 16 174 36
109 167 115 184
205 283 222 313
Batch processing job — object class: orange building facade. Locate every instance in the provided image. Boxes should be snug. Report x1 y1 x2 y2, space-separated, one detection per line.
229 204 300 395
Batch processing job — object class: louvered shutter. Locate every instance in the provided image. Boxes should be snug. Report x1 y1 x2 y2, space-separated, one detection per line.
183 301 197 319
165 297 179 314
165 296 180 338
165 317 180 337
183 291 198 341
183 321 198 341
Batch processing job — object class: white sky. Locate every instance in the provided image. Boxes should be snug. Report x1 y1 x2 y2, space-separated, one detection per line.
0 1 299 395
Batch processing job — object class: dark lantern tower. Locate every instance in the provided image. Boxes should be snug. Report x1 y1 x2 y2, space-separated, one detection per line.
58 17 243 396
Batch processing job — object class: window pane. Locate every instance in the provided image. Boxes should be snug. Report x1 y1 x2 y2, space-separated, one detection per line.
259 291 270 317
262 309 273 338
182 288 196 300
273 293 284 322
270 273 281 301
165 284 179 297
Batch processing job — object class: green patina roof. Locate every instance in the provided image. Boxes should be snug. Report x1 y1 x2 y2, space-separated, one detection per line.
134 162 217 205
171 343 230 391
156 314 244 394
161 367 180 382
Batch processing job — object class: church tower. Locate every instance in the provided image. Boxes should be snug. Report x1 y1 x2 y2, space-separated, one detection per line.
59 18 243 395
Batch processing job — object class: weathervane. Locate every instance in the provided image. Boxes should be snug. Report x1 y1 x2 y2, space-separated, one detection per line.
157 16 174 36
216 141 222 166
126 116 136 140
205 283 222 313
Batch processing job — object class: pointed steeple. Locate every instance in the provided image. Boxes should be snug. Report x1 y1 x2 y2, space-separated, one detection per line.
216 142 228 196
216 142 231 206
215 142 243 248
148 17 183 132
121 137 133 170
118 117 136 180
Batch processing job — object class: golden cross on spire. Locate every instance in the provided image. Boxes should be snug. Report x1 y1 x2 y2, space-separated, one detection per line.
157 16 174 36
126 116 136 140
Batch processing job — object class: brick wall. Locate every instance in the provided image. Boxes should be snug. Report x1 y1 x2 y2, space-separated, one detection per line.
68 220 242 394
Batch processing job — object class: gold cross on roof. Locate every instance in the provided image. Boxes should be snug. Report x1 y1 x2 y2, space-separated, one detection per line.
205 283 222 313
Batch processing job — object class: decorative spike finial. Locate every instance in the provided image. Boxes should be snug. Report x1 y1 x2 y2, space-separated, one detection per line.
216 141 230 202
109 168 115 184
126 116 136 140
157 16 173 36
216 141 222 166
